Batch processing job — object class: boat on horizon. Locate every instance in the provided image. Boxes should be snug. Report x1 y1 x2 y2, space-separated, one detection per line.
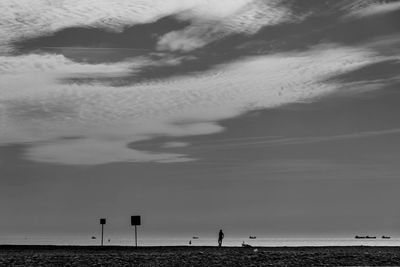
382 236 391 239
249 236 257 239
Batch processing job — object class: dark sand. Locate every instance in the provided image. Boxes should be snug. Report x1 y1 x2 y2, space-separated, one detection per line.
1 246 400 266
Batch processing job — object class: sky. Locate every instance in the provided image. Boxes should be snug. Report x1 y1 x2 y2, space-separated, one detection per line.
1 0 400 242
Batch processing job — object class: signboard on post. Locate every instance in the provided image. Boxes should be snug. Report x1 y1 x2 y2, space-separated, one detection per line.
131 216 141 226
99 218 106 246
131 215 141 247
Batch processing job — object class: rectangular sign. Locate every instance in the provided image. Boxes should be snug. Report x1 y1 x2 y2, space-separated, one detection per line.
131 215 141 226
100 218 106 225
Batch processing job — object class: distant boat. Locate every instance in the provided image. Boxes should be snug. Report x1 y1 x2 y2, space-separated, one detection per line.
249 236 257 239
382 236 391 239
355 235 376 239
91 236 96 239
192 236 199 239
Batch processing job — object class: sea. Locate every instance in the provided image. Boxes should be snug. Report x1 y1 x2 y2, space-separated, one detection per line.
1 236 399 247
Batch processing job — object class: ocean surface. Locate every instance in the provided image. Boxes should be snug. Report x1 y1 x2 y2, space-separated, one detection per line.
1 236 399 247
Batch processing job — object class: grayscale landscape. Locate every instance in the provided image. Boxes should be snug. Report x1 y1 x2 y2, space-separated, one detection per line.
1 0 400 266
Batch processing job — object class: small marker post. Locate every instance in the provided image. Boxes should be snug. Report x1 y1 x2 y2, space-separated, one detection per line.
100 218 106 246
135 225 138 247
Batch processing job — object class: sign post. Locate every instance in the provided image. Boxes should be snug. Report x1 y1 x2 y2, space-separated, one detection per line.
131 215 141 247
100 218 106 246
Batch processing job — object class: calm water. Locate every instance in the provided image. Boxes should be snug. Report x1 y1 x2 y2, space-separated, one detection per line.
1 236 399 247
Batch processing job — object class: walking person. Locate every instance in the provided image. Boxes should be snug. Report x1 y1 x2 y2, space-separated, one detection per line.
218 229 224 247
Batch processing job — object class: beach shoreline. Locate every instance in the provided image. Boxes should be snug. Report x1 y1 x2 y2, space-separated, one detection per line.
1 245 400 266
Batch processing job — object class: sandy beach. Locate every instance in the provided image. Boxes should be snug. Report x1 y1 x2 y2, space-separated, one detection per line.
1 245 400 266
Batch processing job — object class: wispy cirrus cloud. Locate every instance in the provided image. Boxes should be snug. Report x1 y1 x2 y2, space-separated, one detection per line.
348 1 400 18
156 0 295 52
0 44 387 164
180 127 400 153
0 0 397 165
0 0 283 53
0 53 133 74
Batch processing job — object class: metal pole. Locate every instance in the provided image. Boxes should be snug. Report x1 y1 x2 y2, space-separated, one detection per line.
135 225 138 247
101 224 104 246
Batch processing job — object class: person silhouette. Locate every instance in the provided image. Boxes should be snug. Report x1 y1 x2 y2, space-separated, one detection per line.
218 229 224 247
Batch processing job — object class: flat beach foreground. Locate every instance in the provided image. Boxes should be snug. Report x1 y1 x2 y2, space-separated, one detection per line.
1 246 400 266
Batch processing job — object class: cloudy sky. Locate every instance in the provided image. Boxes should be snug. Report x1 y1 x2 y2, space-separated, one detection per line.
1 0 400 242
